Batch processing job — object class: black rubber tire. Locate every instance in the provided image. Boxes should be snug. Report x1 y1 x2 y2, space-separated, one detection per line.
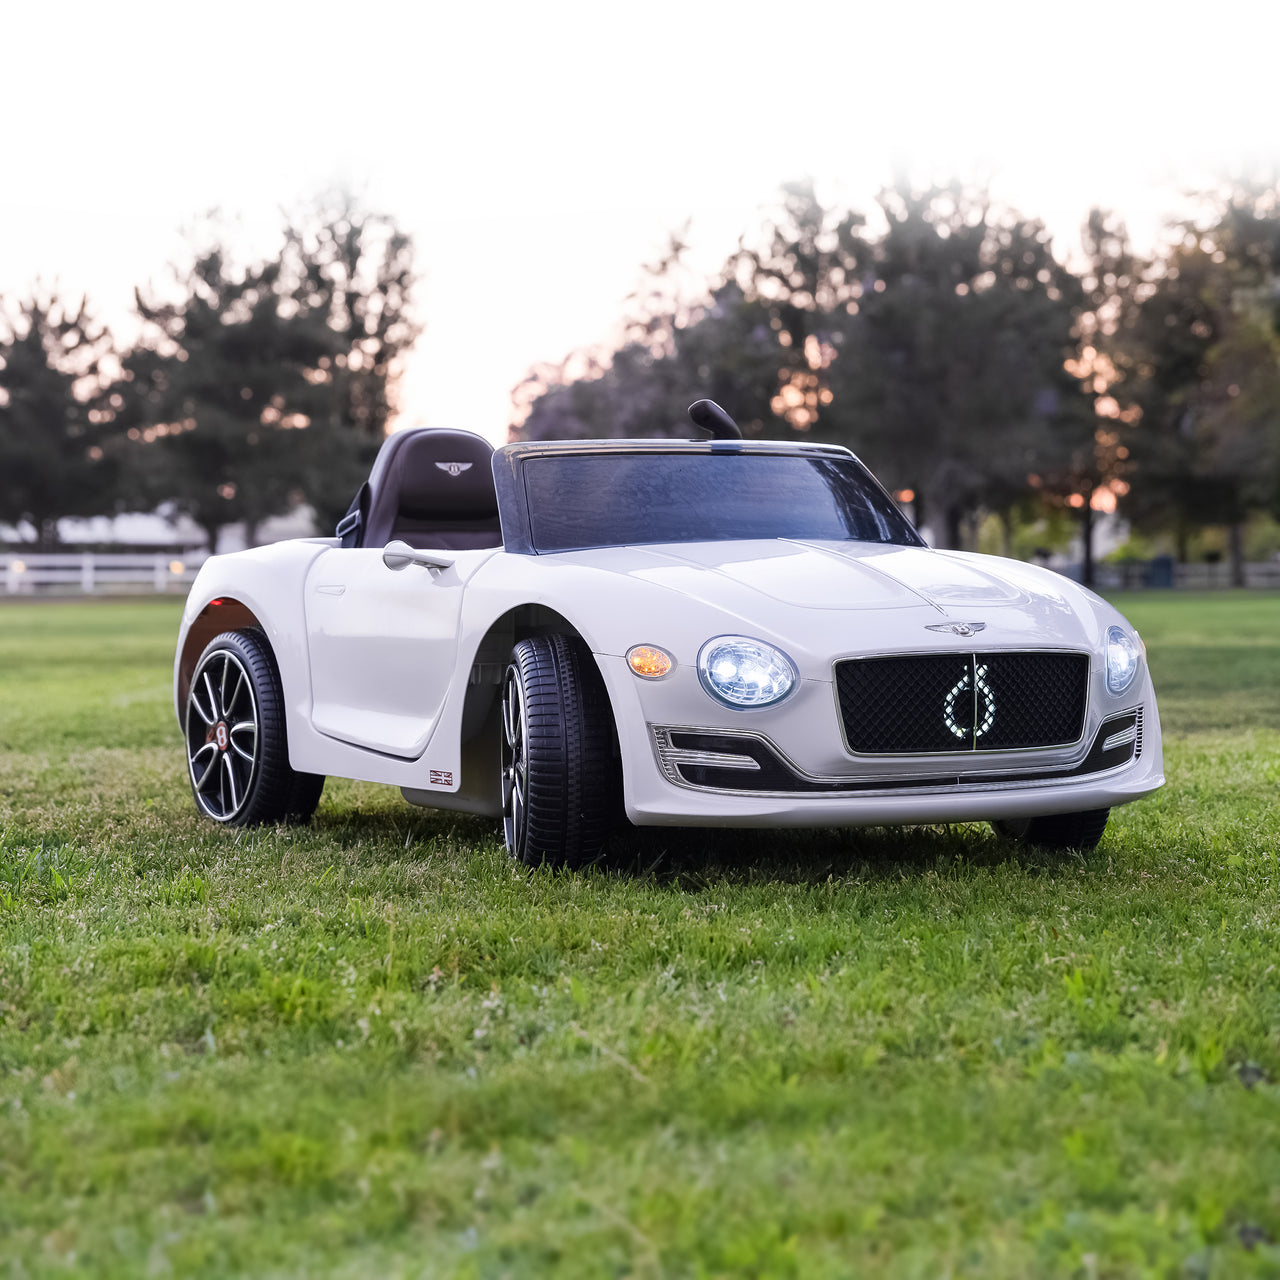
992 807 1111 851
283 771 326 822
184 628 324 827
501 634 619 868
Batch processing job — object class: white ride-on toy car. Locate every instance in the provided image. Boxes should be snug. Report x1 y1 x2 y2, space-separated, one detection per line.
175 402 1162 864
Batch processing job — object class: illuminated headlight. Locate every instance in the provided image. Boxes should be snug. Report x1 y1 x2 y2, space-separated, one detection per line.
698 636 797 709
1105 625 1142 695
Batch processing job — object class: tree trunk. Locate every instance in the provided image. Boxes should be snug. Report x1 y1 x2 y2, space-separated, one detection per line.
944 506 963 551
37 517 60 552
1229 521 1245 588
1079 497 1095 589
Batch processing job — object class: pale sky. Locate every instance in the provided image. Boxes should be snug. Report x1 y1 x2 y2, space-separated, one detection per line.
3 0 1276 447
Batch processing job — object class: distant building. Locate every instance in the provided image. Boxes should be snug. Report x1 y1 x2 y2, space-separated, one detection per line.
1 504 318 554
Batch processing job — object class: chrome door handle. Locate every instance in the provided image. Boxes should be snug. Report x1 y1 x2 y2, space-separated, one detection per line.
382 540 455 574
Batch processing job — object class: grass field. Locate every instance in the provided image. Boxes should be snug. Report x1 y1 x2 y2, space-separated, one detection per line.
2 593 1279 1277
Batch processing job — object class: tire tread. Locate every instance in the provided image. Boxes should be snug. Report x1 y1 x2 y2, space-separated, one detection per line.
993 806 1111 851
509 634 619 867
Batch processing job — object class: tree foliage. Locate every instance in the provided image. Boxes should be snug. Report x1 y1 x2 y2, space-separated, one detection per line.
0 293 117 547
515 280 786 442
281 195 421 527
814 185 1089 549
514 228 791 443
120 239 336 550
513 178 1280 573
3 177 1277 567
517 182 1093 552
1121 185 1280 580
117 198 420 549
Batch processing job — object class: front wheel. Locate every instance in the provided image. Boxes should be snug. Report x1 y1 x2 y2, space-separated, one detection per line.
501 635 619 867
991 808 1111 851
184 628 324 827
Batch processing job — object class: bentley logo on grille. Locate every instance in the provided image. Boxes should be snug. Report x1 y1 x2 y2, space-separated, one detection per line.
944 663 996 740
926 621 986 637
434 462 473 477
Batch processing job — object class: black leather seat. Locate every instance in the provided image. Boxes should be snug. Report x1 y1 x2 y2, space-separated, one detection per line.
336 428 502 550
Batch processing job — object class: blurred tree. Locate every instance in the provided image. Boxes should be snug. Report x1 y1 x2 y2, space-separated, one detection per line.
515 283 787 441
515 182 1091 555
1123 185 1280 583
513 232 790 442
512 179 1280 574
120 237 339 550
120 199 420 548
1041 209 1142 586
726 180 869 434
815 185 1089 550
1194 316 1280 581
1120 236 1229 561
0 292 118 548
281 194 421 527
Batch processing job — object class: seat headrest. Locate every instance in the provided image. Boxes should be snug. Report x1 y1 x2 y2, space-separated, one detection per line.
387 430 497 518
354 428 499 549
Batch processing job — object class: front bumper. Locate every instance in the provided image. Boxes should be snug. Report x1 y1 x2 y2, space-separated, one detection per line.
596 655 1165 829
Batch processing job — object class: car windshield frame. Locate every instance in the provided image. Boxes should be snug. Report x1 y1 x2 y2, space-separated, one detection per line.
508 447 924 554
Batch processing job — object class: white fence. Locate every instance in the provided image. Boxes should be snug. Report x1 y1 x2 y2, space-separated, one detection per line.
1174 561 1280 589
2 552 206 596
1093 560 1280 590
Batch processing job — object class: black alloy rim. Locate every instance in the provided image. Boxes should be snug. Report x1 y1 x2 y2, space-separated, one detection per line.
185 650 259 820
501 666 528 855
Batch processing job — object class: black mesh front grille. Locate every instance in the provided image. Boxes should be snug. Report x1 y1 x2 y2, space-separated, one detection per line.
836 652 1089 754
977 653 1089 749
836 655 972 754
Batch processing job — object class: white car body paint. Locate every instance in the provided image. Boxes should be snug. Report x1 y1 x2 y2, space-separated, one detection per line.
175 471 1164 832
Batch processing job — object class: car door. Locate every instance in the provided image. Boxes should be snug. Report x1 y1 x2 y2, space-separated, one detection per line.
303 544 500 759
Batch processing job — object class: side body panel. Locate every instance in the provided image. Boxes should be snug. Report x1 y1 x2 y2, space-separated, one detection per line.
302 545 498 758
176 540 505 797
175 538 333 738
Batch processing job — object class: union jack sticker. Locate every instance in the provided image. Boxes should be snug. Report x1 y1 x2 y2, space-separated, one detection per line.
429 770 453 786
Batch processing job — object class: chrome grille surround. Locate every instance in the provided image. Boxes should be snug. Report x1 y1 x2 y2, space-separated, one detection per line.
833 649 1091 756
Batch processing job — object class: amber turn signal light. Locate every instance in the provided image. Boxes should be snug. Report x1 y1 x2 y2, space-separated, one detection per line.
626 645 674 679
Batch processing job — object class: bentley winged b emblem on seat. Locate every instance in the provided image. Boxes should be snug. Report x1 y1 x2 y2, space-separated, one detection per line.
435 461 473 477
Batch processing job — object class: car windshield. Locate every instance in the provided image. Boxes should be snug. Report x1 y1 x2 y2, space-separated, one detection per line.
522 452 923 552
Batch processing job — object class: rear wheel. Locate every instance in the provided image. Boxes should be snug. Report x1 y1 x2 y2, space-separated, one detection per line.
184 629 324 826
992 808 1111 851
501 634 618 867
